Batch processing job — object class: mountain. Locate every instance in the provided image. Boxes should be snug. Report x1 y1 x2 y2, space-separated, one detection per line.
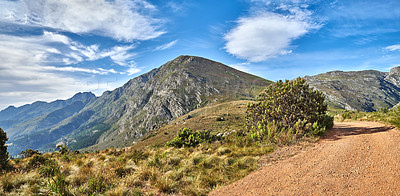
1 92 97 155
305 66 400 112
0 92 97 137
3 56 271 155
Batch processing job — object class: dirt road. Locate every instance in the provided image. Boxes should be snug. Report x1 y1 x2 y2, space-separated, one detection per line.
210 121 400 195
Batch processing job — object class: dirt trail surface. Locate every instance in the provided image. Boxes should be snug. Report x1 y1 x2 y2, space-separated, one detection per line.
210 121 400 196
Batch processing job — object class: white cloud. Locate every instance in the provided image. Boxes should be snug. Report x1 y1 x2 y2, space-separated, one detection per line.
100 45 137 66
385 45 400 52
0 0 164 41
18 31 138 67
154 40 178 51
126 67 141 76
0 32 140 110
224 3 320 62
41 66 122 75
166 1 184 13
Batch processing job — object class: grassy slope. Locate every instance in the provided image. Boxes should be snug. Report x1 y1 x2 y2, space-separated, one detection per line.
133 100 251 149
2 100 278 195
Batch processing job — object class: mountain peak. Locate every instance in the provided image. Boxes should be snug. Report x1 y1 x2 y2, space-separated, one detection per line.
165 55 220 69
173 55 205 62
70 92 96 101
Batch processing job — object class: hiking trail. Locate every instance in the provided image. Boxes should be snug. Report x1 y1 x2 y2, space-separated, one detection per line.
210 121 400 195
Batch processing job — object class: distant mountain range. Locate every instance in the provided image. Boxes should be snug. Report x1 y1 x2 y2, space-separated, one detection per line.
1 56 271 156
305 67 400 112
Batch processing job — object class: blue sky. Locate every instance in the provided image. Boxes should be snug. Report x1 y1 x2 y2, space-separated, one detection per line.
1 0 400 110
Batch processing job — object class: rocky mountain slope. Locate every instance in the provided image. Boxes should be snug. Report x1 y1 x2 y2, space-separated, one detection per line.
0 92 97 155
305 67 400 112
3 56 271 155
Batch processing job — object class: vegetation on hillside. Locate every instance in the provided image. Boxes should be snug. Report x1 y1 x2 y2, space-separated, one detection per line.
0 78 337 195
1 141 274 195
246 78 333 143
334 106 400 128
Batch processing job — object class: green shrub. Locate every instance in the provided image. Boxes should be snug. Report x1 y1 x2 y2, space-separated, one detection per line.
166 128 218 148
246 78 333 142
56 145 69 155
19 149 41 158
27 155 49 169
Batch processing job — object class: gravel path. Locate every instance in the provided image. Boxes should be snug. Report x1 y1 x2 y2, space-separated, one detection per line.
210 121 400 196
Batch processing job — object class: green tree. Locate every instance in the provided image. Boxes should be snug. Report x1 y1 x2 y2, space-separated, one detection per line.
246 77 333 139
0 127 9 171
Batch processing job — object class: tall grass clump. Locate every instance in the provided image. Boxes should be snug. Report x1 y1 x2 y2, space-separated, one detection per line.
39 159 72 196
166 128 219 148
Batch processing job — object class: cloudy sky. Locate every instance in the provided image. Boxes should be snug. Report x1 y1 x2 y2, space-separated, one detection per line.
1 0 400 110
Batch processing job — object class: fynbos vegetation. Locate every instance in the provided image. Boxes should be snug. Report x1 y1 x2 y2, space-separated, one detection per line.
246 78 333 143
166 128 219 148
0 78 337 195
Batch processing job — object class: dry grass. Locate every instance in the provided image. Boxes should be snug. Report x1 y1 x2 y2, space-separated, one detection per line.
2 140 275 195
133 100 252 149
1 100 320 195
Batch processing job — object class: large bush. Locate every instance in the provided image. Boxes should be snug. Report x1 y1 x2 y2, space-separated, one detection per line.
246 78 333 141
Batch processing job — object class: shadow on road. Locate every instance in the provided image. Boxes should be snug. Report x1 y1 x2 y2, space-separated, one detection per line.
323 123 394 141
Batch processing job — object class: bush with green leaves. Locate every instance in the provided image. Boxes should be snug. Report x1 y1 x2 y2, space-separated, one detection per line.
166 128 218 148
0 128 9 172
246 78 333 142
56 145 69 155
27 155 49 169
19 149 41 158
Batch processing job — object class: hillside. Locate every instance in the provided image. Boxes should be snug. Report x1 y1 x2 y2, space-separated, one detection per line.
122 100 250 150
305 66 400 112
3 56 271 156
1 92 97 156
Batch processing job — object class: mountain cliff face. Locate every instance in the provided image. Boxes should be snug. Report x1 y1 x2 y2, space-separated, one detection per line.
305 67 400 112
3 56 271 155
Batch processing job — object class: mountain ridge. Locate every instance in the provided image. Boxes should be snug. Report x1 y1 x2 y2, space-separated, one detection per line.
305 66 400 112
